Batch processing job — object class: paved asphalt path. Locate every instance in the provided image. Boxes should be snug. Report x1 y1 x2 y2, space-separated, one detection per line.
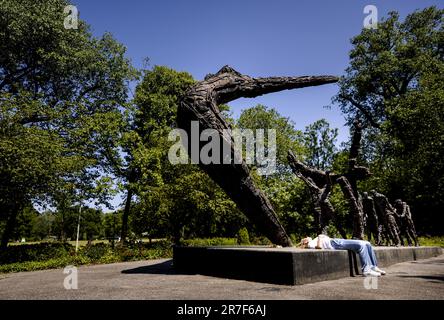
1 254 443 300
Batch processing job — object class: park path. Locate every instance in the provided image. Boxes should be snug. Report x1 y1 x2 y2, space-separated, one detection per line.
0 254 443 299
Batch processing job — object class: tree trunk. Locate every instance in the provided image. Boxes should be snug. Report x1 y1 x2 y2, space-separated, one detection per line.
1 203 19 249
177 66 338 247
120 188 133 243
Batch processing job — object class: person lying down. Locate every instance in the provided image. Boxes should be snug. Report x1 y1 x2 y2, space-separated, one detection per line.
299 234 386 277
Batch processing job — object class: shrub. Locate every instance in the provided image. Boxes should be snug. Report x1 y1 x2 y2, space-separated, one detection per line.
80 243 110 261
0 242 73 264
250 236 272 246
0 239 183 274
237 228 250 245
180 237 237 247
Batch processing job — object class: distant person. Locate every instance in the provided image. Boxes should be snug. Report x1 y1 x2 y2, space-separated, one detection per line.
299 234 386 277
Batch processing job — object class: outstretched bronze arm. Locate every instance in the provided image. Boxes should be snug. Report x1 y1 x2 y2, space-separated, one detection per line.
177 66 338 247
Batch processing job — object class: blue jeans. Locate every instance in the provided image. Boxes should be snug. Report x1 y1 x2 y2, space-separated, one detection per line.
330 239 378 272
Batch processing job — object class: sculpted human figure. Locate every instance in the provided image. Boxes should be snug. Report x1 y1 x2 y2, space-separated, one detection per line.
371 190 402 246
394 199 419 246
362 192 382 245
287 151 347 237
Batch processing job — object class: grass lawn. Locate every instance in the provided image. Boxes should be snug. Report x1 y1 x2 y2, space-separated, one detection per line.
418 236 444 247
8 238 165 247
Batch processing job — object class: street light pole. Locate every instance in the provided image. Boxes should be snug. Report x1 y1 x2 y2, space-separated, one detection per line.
75 202 82 253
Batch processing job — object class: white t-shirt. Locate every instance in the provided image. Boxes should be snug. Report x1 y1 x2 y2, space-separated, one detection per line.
307 235 334 250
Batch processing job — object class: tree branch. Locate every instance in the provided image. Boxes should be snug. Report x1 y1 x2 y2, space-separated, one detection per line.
339 94 381 129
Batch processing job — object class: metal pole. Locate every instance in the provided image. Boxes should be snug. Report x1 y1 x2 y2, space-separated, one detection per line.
75 203 82 252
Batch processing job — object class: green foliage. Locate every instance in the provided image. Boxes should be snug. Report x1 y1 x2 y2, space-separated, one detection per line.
237 105 339 238
334 6 444 234
102 211 122 240
262 174 315 237
236 227 250 245
304 119 338 170
0 0 137 246
0 257 78 274
237 104 306 171
0 240 173 273
180 238 238 247
418 236 444 248
125 66 247 243
79 242 109 260
0 242 73 264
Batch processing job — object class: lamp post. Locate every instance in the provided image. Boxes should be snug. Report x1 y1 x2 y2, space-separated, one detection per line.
75 202 82 253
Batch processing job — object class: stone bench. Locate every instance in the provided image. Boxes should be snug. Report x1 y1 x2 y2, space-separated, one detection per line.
173 246 442 285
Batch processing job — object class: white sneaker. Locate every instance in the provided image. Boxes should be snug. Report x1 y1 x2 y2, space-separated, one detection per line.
372 266 386 275
363 269 381 277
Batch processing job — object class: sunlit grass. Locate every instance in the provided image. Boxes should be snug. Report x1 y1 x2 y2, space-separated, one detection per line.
418 236 444 247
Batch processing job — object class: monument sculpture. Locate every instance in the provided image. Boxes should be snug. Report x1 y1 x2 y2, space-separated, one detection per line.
177 66 338 247
362 192 382 245
394 199 419 246
371 190 402 246
286 118 370 240
287 151 344 236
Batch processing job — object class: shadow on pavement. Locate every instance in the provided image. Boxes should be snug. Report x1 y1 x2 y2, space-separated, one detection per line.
397 274 444 283
121 259 182 275
410 259 444 265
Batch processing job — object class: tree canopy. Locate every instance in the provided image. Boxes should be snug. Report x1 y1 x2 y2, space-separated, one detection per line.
333 6 444 234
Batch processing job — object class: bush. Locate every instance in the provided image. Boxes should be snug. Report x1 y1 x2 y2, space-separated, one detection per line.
180 237 237 247
111 241 173 261
0 258 72 273
250 236 272 246
237 228 250 245
0 240 174 274
0 242 73 264
80 243 110 261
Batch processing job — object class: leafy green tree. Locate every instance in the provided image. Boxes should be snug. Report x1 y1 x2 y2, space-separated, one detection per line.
237 104 306 172
31 211 55 241
11 205 39 242
103 211 122 240
262 175 315 238
237 105 315 238
333 7 444 234
0 0 136 248
303 119 338 170
103 65 195 242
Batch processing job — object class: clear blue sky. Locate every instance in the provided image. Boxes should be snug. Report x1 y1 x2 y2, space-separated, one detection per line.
70 0 442 210
72 0 442 143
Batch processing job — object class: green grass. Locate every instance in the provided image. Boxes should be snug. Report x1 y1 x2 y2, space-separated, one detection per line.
418 236 444 247
8 238 165 247
8 240 107 247
0 241 173 274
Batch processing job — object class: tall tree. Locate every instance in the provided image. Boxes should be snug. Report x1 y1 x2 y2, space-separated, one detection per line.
303 119 338 171
333 7 444 233
104 65 195 242
0 0 136 248
237 104 306 173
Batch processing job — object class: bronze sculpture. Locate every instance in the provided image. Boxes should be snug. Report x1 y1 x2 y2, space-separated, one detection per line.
177 66 338 246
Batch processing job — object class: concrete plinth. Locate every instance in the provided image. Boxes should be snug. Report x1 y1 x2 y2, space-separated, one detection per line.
173 245 442 285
